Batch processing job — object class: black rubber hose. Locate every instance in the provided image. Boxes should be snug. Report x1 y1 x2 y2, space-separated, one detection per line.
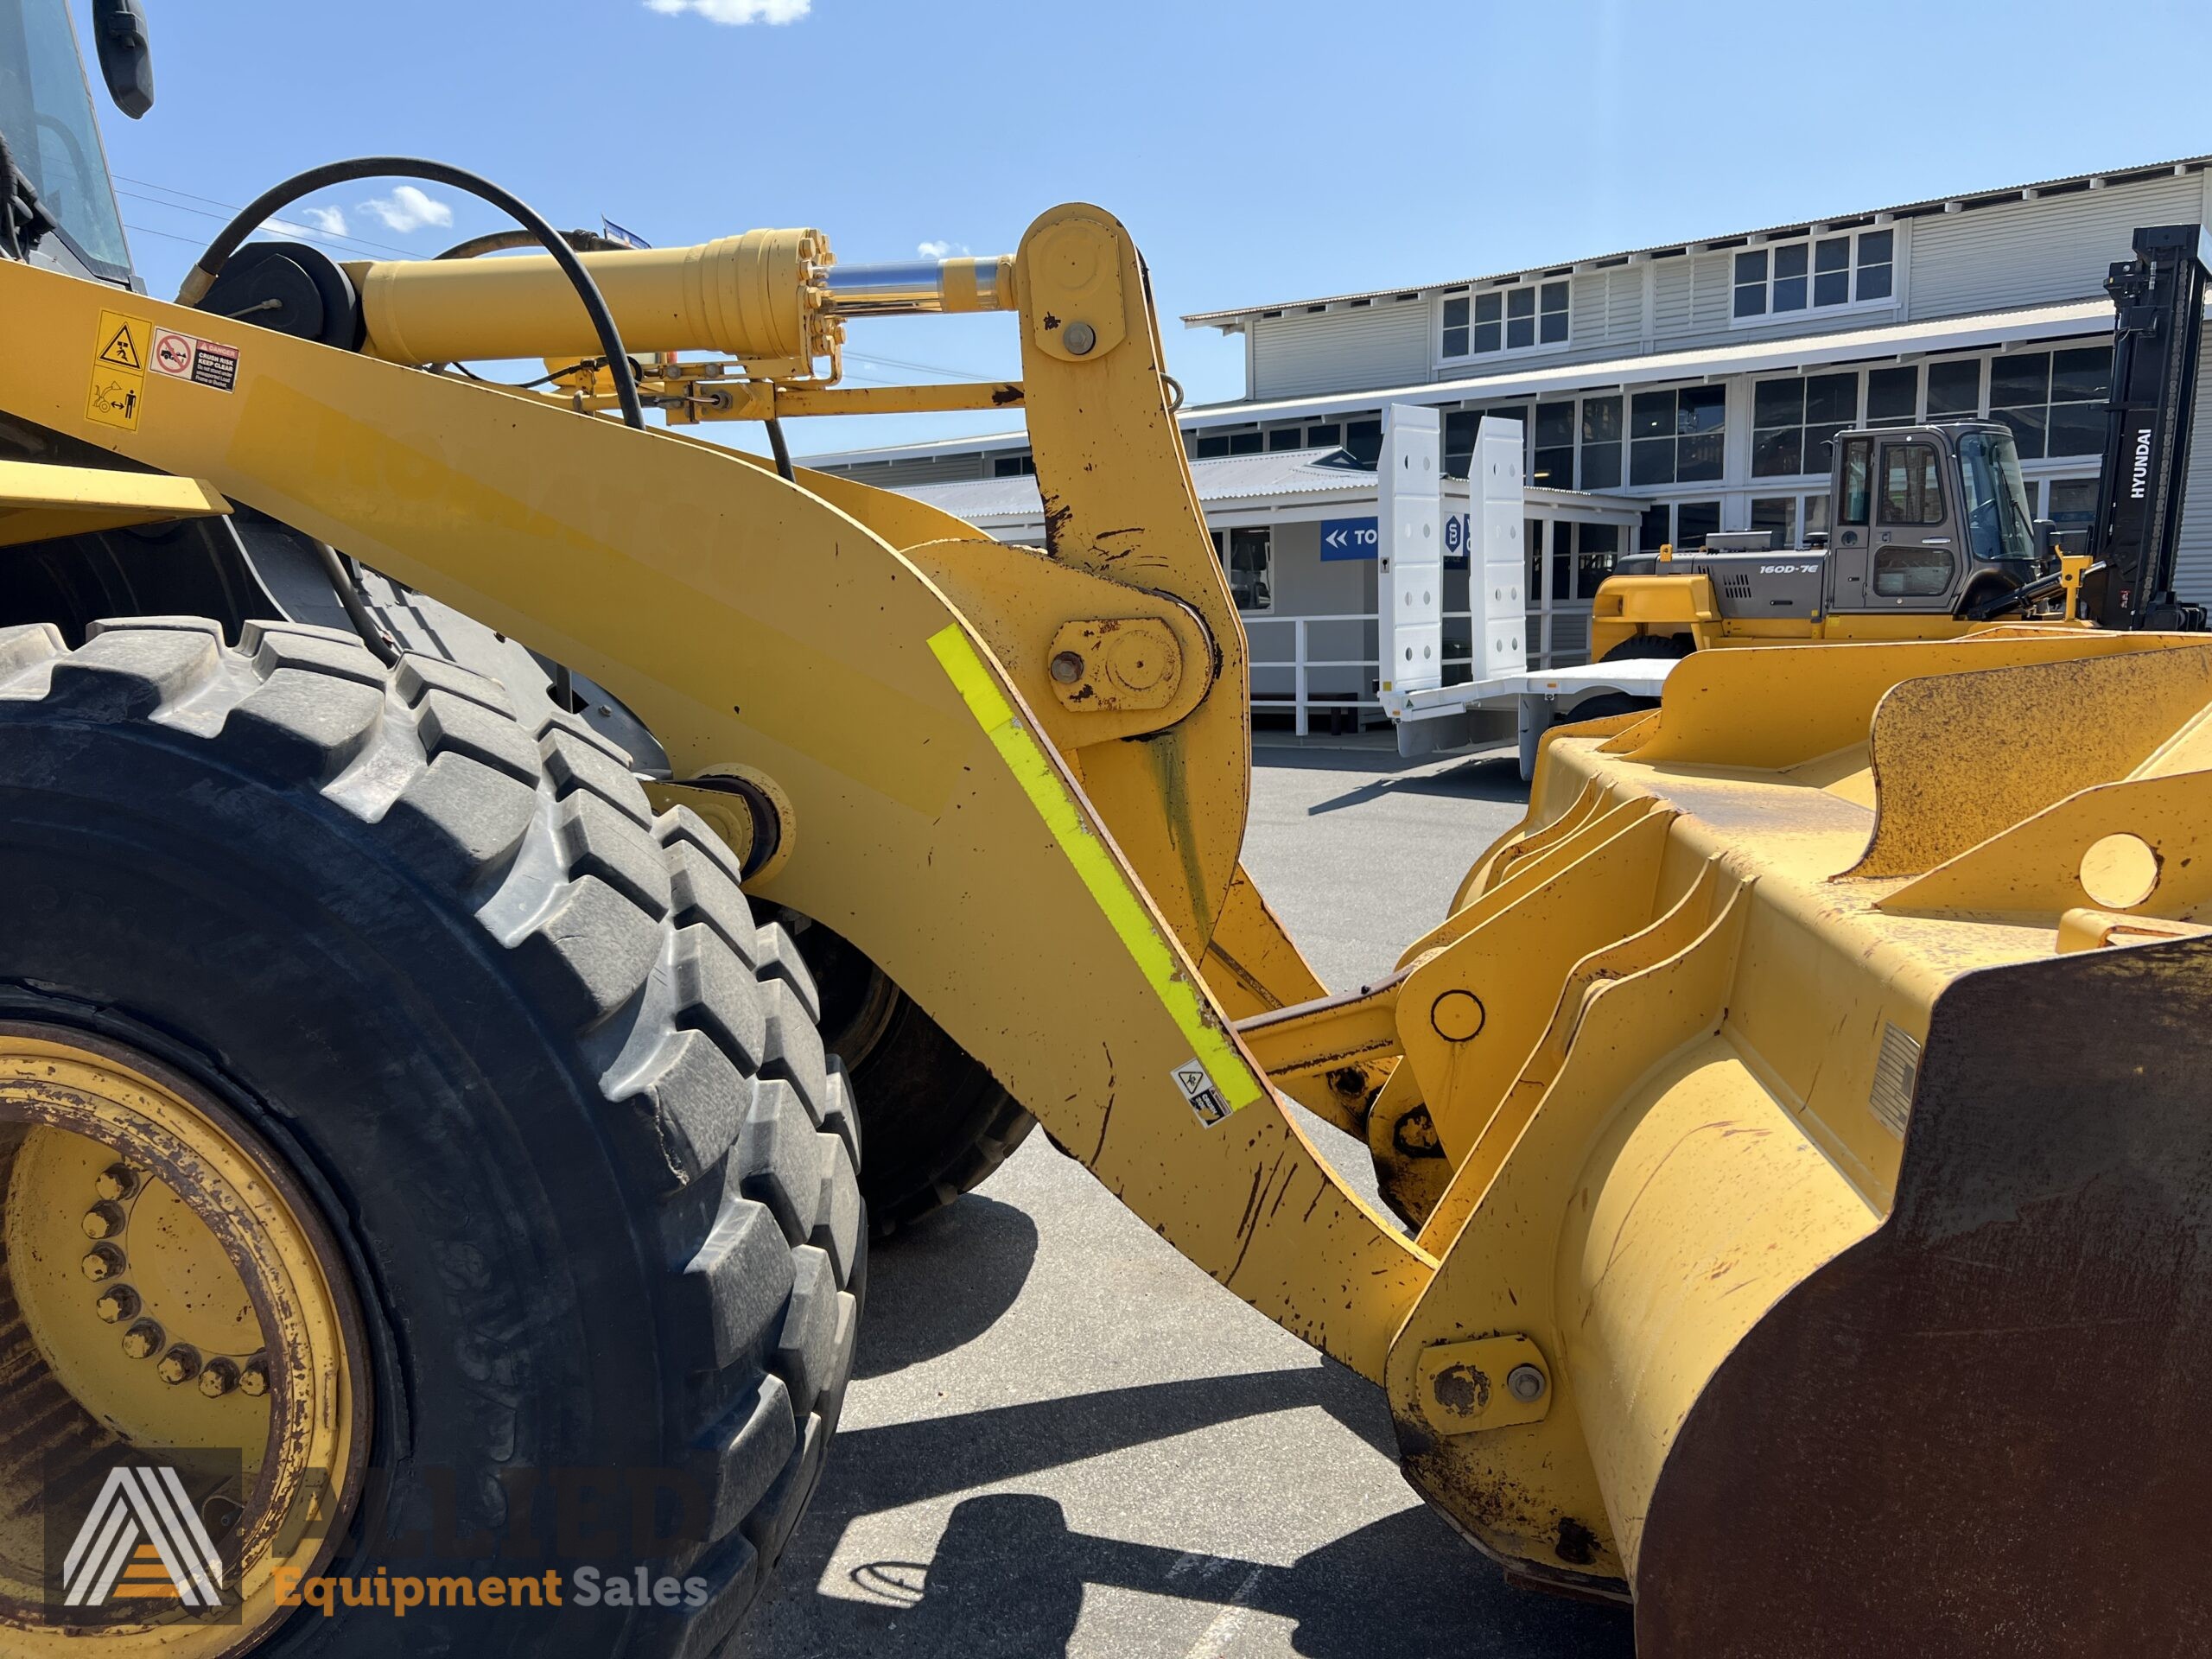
176 157 645 431
766 416 795 482
308 537 400 666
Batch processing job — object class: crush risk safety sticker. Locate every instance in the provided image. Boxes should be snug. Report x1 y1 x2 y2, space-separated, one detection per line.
86 310 242 432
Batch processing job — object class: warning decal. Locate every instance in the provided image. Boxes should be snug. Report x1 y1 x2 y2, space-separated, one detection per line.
149 327 240 392
151 329 194 376
86 309 150 431
98 319 144 369
190 340 238 391
1171 1058 1232 1128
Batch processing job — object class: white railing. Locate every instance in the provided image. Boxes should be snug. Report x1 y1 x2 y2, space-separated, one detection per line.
1243 607 1592 736
1242 611 1471 738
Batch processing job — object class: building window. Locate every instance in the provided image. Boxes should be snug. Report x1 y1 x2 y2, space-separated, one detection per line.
1926 358 1981 417
1193 429 1264 459
1751 496 1796 548
1444 408 1525 478
1575 524 1621 595
1211 527 1273 613
1268 427 1305 451
1733 228 1894 321
1305 423 1342 449
1675 501 1721 549
1442 278 1568 359
1637 500 1722 551
1866 365 1918 427
992 454 1035 477
1630 386 1726 486
1580 396 1623 490
2047 476 2100 558
1532 402 1574 490
1751 372 1859 478
1990 347 2110 459
1751 493 1831 549
1344 418 1383 467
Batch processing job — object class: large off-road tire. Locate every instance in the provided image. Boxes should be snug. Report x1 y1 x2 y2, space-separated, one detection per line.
1572 632 1696 722
0 618 861 1656
783 916 1033 1236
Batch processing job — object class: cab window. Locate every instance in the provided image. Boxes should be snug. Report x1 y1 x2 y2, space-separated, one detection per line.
1873 545 1954 598
1878 442 1946 526
1839 437 1872 525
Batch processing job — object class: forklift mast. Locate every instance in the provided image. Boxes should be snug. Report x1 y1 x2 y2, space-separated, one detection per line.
2088 223 2212 630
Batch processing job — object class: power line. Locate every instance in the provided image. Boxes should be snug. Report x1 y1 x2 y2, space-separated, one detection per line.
845 352 1006 383
115 174 423 259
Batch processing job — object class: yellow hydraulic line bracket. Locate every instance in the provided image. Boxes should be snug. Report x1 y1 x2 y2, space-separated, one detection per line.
0 251 1432 1382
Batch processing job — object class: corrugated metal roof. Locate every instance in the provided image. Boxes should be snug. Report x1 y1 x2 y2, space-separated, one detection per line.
899 447 1374 525
1181 155 2210 327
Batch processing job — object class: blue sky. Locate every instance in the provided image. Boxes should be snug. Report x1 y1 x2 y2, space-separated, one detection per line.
85 0 2212 461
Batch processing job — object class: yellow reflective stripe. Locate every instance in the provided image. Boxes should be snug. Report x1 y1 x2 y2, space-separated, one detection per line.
927 623 1262 1111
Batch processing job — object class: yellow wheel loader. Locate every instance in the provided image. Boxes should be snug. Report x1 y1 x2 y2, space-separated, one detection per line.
3 6 2210 1656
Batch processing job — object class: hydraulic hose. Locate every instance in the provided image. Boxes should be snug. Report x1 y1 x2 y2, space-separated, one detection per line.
176 157 645 430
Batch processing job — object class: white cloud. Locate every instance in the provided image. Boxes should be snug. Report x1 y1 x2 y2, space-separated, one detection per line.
645 0 810 21
917 239 968 259
359 185 454 234
299 205 347 237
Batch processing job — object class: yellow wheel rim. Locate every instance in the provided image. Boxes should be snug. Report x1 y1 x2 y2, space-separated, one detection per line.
0 1024 368 1655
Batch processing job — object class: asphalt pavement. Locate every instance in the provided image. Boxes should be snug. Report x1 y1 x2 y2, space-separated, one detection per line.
734 741 1637 1659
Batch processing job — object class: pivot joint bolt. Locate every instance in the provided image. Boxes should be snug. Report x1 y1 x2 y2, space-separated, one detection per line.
156 1344 202 1386
1506 1363 1548 1403
121 1319 164 1360
81 1243 126 1282
1063 320 1097 356
94 1284 141 1325
81 1201 126 1240
1049 651 1085 684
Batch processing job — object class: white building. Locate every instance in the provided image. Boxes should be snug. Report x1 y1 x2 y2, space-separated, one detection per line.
812 156 2212 731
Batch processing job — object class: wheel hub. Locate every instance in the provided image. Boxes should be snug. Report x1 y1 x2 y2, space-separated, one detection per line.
0 1023 368 1656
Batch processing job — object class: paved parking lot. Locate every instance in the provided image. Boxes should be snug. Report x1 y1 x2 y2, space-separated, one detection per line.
735 744 1636 1659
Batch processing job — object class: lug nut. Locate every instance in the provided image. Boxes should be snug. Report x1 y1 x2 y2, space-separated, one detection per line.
80 1201 126 1240
238 1357 270 1399
1506 1363 1548 1403
94 1284 141 1325
198 1358 239 1399
1050 651 1085 683
81 1243 126 1281
95 1164 142 1202
156 1344 202 1386
121 1319 164 1360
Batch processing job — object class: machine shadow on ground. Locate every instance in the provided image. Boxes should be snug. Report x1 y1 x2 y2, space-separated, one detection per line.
1270 750 1529 818
760 1194 1635 1659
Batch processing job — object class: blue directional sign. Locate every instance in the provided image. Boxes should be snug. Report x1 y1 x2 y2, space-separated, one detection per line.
1443 512 1471 570
1320 516 1379 561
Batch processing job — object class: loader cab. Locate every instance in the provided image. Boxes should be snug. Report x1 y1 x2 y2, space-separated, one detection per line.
1825 422 2038 615
0 0 136 286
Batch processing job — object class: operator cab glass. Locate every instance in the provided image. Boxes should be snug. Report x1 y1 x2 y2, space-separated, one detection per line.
1956 428 2037 566
0 0 131 280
